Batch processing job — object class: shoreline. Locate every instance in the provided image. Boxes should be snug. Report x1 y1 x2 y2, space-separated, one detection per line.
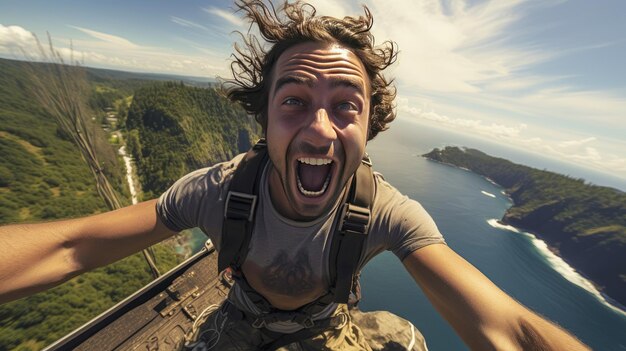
488 219 626 316
424 156 626 315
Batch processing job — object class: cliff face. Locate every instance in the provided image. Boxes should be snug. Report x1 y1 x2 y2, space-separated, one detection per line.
125 82 260 197
423 146 626 309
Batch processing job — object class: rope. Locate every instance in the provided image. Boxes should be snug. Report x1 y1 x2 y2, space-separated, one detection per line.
183 304 221 350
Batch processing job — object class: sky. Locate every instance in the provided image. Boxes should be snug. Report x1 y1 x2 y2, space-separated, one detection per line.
1 0 625 180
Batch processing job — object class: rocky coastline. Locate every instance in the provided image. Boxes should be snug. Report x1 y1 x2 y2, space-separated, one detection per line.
423 146 626 311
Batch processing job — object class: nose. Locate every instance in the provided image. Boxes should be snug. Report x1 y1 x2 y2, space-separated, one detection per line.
303 108 337 147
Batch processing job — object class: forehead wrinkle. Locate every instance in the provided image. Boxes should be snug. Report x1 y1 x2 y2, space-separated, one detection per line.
282 63 365 77
273 70 366 97
273 44 370 95
281 59 367 82
284 56 364 71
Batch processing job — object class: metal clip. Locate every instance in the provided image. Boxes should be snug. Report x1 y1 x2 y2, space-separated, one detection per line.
302 317 315 328
335 312 348 329
252 318 266 329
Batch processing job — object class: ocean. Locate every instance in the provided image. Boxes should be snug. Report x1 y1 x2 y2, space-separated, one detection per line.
359 118 626 350
187 117 626 350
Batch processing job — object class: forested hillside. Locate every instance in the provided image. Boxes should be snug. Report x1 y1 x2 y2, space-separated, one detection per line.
125 82 260 197
0 59 126 222
423 146 626 309
0 59 184 350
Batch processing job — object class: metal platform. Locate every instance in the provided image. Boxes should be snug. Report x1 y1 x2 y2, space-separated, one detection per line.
44 242 230 351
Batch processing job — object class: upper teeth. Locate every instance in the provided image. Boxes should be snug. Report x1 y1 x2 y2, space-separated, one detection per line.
298 158 332 165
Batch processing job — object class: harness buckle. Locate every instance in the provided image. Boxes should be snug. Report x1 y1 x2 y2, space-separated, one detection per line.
339 203 370 235
225 191 257 221
335 312 348 329
292 314 315 328
252 317 266 329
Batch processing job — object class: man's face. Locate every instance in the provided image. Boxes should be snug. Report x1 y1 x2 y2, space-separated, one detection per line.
266 41 370 221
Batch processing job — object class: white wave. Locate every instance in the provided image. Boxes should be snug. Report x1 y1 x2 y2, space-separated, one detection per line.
485 177 499 186
487 219 626 316
487 219 532 238
481 190 496 198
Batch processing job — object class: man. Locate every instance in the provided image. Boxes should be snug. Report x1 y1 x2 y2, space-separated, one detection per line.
0 1 590 350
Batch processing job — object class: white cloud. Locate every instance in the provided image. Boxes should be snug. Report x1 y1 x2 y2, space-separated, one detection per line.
558 137 597 148
0 24 37 48
69 26 138 48
171 17 208 31
0 24 41 59
399 101 527 139
363 0 554 93
572 147 601 162
308 0 355 17
204 7 245 27
0 23 232 78
403 105 626 176
0 24 88 63
520 89 626 125
485 75 570 92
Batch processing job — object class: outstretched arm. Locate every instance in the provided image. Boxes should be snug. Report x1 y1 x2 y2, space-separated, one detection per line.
0 199 176 304
403 243 590 350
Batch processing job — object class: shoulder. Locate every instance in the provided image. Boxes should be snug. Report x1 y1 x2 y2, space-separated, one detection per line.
372 171 419 209
166 153 245 195
369 170 445 261
156 153 246 231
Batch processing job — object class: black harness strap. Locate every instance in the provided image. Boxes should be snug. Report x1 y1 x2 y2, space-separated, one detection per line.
330 156 374 303
218 139 268 273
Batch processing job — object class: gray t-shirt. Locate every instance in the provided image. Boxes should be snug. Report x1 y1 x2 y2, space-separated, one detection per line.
157 154 445 331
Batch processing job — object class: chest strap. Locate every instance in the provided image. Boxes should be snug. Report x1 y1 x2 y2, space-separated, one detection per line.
218 139 268 272
219 139 375 307
329 156 373 303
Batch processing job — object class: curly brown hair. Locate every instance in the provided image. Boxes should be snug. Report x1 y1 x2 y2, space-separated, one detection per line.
223 0 398 140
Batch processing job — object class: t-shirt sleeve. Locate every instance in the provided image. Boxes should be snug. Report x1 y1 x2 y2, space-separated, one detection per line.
156 154 243 234
156 168 214 232
373 175 446 262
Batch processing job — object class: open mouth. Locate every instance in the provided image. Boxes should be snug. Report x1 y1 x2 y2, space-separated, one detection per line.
296 157 333 197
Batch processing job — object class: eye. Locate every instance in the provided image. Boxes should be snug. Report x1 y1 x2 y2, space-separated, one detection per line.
282 97 304 106
336 101 357 111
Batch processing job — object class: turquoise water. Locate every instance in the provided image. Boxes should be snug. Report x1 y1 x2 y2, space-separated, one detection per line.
359 118 626 350
188 118 626 350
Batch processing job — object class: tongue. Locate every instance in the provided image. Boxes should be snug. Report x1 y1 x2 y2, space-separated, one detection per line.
298 163 331 191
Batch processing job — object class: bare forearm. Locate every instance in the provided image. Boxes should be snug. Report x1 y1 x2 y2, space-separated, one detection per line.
403 245 590 350
0 199 175 304
512 312 590 351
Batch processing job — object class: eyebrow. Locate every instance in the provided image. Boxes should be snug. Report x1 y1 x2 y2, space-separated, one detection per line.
273 75 313 94
330 77 365 94
273 75 366 95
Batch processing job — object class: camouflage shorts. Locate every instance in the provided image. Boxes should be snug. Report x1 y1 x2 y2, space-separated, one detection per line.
184 302 427 351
